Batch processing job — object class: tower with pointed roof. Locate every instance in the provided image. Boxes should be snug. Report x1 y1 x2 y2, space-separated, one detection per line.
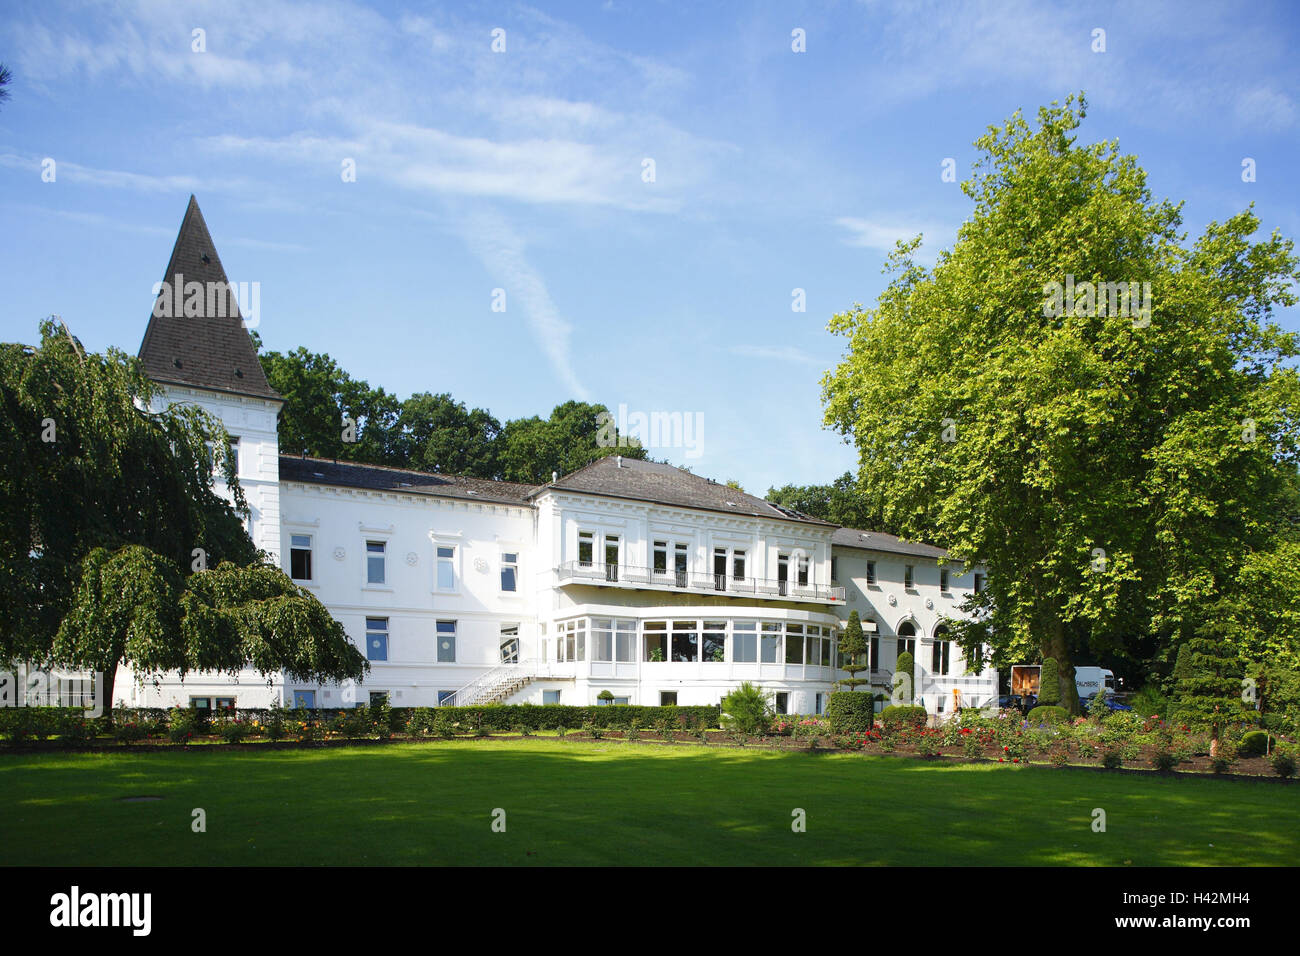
139 196 284 561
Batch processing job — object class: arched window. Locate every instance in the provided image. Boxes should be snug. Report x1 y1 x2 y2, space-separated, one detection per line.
931 624 951 676
896 620 916 657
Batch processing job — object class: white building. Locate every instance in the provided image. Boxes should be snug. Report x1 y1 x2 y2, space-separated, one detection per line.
116 198 996 717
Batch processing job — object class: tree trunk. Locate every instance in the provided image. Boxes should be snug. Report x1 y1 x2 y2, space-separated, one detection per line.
1042 618 1081 715
100 664 117 727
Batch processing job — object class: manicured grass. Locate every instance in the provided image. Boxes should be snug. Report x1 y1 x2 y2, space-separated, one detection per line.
0 739 1295 866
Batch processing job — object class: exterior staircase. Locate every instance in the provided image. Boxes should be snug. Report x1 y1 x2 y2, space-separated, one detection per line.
444 662 537 707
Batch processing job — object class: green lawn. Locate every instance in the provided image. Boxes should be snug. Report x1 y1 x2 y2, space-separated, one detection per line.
1 739 1295 866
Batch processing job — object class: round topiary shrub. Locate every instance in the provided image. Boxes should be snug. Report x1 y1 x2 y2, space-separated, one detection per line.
827 692 874 734
1027 705 1069 725
1239 730 1275 756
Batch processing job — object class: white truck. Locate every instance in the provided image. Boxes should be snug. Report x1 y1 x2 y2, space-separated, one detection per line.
1009 664 1115 702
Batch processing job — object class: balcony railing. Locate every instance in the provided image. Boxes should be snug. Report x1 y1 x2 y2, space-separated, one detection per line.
556 561 845 604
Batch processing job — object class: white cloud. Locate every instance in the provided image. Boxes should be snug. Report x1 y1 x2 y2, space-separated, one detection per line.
460 210 590 400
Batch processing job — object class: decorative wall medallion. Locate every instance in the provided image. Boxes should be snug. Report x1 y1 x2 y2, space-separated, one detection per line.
474 557 489 573
333 547 346 561
925 597 934 610
887 593 897 606
405 551 418 566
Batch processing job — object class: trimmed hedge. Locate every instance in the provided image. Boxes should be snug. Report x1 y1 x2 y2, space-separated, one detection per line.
0 703 721 742
1027 705 1069 725
826 692 874 734
880 705 928 730
1038 658 1061 706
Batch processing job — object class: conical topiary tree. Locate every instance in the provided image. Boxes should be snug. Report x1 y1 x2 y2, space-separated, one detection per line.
1039 658 1061 706
894 651 915 704
1172 620 1249 752
837 610 869 691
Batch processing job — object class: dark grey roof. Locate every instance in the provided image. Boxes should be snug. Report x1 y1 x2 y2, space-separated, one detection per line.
280 455 538 506
832 527 950 559
138 196 280 402
533 455 835 526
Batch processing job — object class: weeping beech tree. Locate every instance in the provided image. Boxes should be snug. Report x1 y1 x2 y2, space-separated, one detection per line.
823 95 1300 714
2 319 366 720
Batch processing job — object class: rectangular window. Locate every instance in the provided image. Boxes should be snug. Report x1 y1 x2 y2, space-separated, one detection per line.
831 556 838 582
660 691 678 706
293 690 316 709
436 620 456 663
653 540 668 574
672 621 698 663
870 636 879 671
437 690 456 706
774 692 789 715
290 534 313 581
974 572 985 594
785 624 805 664
713 547 728 590
501 552 518 592
733 549 746 581
815 692 824 715
732 622 757 663
578 531 594 567
593 618 614 662
897 638 915 657
940 568 950 591
436 545 456 591
866 560 877 585
797 555 809 587
543 690 561 705
366 617 389 661
931 640 951 676
189 697 212 710
369 691 389 707
615 620 636 662
702 621 726 662
760 623 781 663
905 564 915 589
777 553 790 595
604 535 620 582
215 697 235 711
366 541 386 585
674 543 689 587
500 624 520 663
643 621 667 662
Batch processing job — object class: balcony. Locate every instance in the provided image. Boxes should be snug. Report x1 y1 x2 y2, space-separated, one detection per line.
555 561 845 605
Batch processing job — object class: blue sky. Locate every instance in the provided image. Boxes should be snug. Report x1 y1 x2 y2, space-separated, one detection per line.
2 0 1298 495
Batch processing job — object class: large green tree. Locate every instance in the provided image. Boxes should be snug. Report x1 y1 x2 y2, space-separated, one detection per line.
395 391 501 477
1 321 366 719
497 401 646 484
823 95 1300 713
766 471 920 537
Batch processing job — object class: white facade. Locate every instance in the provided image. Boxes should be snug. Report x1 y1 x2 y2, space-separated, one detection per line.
120 388 996 718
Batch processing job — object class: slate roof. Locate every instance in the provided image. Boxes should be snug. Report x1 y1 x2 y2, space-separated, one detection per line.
531 455 836 527
280 455 538 506
831 527 950 559
137 196 280 402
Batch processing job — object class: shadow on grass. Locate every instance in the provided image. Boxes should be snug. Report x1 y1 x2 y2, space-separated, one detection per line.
0 742 1294 866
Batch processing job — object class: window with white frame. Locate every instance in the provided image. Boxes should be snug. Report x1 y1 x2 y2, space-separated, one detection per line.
904 564 915 589
365 617 389 661
760 622 781 663
866 560 877 585
500 624 519 663
732 621 757 663
797 554 810 587
785 623 804 664
592 618 615 662
366 541 386 585
289 534 313 581
604 534 620 582
501 551 518 591
974 572 985 594
615 620 636 662
702 621 726 662
436 620 456 663
578 531 594 567
931 639 952 676
436 545 457 591
940 567 950 591
557 619 586 662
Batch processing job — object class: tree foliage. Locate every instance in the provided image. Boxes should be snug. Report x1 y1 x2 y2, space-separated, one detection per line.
766 471 916 536
1 321 367 718
822 95 1300 713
